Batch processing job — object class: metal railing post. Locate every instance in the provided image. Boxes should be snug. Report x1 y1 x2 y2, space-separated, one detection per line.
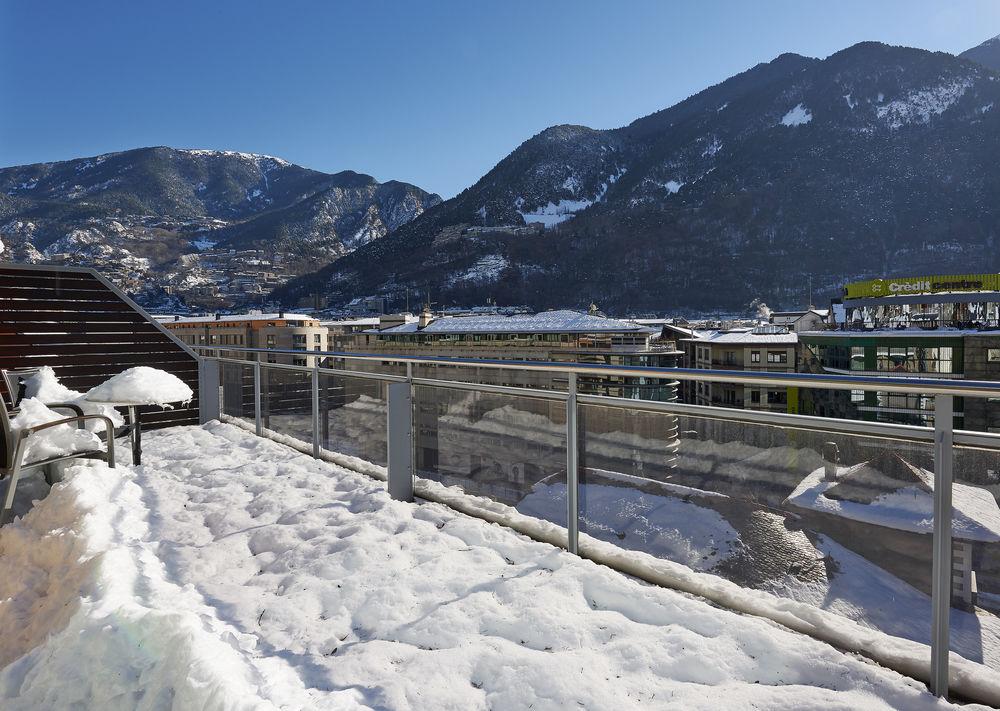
311 362 321 458
387 380 414 501
199 357 220 424
566 373 579 555
253 361 263 437
931 393 954 698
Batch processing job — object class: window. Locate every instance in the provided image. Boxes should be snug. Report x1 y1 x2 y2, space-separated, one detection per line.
750 390 761 404
767 390 787 405
293 334 307 346
723 351 736 366
750 351 760 363
293 357 307 366
723 390 737 405
850 346 865 370
989 348 1000 363
314 333 322 343
767 351 787 364
266 334 276 347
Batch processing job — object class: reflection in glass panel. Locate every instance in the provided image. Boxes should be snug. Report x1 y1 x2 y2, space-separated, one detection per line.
261 367 313 444
319 373 388 466
576 405 947 669
413 384 568 535
221 362 254 427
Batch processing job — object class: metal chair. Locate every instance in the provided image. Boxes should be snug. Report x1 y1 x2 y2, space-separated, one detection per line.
1 367 133 444
0 401 115 525
1 367 86 419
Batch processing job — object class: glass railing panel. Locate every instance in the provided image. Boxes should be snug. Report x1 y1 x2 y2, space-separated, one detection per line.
411 361 568 390
413 383 568 536
577 402 934 656
951 442 1000 675
325 356 408 379
260 366 313 446
220 361 254 427
318 372 388 467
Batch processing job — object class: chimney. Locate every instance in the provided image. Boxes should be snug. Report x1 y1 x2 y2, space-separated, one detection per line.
278 309 285 318
418 305 433 329
215 313 221 321
174 315 179 322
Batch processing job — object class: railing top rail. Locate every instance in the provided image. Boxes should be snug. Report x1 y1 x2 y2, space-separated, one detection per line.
190 344 1000 398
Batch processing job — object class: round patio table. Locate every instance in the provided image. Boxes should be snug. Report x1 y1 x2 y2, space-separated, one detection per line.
82 396 187 465
81 397 146 464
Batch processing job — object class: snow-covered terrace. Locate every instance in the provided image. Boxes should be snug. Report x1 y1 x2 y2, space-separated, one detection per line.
4 263 1000 707
0 421 980 710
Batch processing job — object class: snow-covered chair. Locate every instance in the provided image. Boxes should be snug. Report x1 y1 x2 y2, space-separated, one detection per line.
2 366 125 440
2 367 86 419
0 390 116 525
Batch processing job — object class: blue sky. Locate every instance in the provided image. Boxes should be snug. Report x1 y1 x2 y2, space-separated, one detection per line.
2 1 999 198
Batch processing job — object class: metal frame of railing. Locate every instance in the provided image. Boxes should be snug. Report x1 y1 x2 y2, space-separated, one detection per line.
192 344 1000 699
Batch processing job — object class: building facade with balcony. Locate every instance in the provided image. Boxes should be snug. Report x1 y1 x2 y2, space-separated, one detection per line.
161 312 327 366
800 273 1000 430
345 309 683 401
679 325 800 412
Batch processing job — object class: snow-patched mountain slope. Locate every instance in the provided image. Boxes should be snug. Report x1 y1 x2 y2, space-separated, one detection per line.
961 33 1000 72
0 147 440 306
0 421 982 710
277 41 1000 314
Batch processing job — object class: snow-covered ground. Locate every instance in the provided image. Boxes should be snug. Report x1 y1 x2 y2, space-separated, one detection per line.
0 421 981 710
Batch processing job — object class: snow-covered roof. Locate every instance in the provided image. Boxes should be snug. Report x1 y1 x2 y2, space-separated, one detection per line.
372 310 657 335
684 328 798 345
786 466 1000 543
320 317 382 327
166 312 315 325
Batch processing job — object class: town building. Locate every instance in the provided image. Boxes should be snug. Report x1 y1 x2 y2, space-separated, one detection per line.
161 311 327 366
346 308 682 401
769 308 830 332
800 273 1000 431
322 315 415 351
679 325 800 412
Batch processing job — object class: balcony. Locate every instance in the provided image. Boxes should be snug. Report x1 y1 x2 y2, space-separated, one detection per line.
4 277 1000 705
182 345 1000 702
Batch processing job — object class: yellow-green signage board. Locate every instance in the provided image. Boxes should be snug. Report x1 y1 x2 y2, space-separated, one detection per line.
844 274 1000 300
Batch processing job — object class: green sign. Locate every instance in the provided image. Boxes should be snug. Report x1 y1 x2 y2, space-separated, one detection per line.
844 274 1000 300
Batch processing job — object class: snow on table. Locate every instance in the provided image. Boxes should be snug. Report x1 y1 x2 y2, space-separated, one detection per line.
0 422 984 710
85 366 193 407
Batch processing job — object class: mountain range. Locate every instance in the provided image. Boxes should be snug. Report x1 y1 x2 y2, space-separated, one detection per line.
0 147 439 307
3 33 1000 315
275 37 1000 314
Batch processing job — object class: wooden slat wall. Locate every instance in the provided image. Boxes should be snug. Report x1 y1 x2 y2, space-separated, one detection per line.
0 266 200 430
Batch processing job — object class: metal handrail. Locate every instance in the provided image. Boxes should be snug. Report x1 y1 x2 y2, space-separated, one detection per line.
196 343 1000 699
190 344 1000 398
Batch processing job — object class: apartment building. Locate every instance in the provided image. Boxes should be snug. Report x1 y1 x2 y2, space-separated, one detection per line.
800 273 1000 430
161 311 327 366
680 325 800 413
345 309 682 401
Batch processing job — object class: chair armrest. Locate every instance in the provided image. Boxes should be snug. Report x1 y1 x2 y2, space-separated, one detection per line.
45 403 86 422
13 414 117 470
17 414 116 438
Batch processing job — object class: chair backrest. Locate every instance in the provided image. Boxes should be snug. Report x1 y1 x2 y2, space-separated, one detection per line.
0 384 15 472
1 367 41 409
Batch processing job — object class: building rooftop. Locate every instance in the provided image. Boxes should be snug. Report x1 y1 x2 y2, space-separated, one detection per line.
684 327 798 345
802 327 1000 338
162 312 316 325
371 310 658 335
